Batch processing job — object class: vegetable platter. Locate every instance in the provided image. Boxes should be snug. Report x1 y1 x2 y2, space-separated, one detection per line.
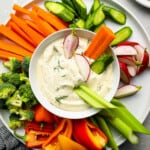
0 0 150 149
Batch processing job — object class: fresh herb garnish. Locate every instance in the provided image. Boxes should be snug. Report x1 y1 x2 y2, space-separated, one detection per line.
55 96 68 102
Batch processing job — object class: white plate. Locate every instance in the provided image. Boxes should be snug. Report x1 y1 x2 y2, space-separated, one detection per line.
135 0 150 8
0 0 150 147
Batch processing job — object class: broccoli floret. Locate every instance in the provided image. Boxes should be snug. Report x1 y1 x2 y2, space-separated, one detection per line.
19 109 34 121
1 72 12 82
24 98 38 108
0 83 16 99
6 91 22 108
20 73 30 84
21 56 31 76
7 105 20 114
0 74 4 84
19 84 36 103
2 72 24 87
3 57 21 73
8 113 23 130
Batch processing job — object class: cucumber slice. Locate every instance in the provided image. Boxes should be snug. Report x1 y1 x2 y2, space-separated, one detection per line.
103 6 126 25
91 54 114 74
44 1 75 22
72 0 87 20
93 6 105 26
111 26 133 46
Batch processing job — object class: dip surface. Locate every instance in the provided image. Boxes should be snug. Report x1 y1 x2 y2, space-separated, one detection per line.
37 37 114 111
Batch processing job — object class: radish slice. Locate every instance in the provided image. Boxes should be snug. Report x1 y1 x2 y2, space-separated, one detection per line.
148 52 150 67
134 44 145 62
114 45 137 56
63 32 79 59
119 62 131 84
137 51 149 74
127 65 137 77
74 54 91 81
118 56 136 66
114 84 142 98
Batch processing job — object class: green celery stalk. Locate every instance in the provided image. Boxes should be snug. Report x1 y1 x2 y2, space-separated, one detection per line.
106 117 139 144
96 116 119 150
74 84 116 109
111 99 150 134
79 85 116 108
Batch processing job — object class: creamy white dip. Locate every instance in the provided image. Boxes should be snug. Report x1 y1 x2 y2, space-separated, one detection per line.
37 37 113 111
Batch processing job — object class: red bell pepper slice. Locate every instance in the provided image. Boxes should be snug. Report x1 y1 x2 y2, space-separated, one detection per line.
73 119 108 150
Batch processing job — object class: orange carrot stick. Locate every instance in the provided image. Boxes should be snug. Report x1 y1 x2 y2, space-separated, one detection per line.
29 11 56 36
84 25 115 60
25 19 45 36
0 40 32 57
32 4 68 30
10 14 44 46
7 21 36 47
13 4 31 15
0 24 34 52
0 49 23 61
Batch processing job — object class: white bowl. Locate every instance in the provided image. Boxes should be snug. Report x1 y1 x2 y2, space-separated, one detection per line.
29 28 120 119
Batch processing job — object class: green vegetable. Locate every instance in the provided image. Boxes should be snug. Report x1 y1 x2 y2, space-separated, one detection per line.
85 4 105 29
61 0 75 9
8 113 23 130
69 18 85 28
93 5 105 26
103 6 126 25
106 116 139 144
19 109 34 121
91 54 114 74
89 0 101 13
95 116 119 150
111 26 133 46
72 0 87 19
21 56 31 76
19 84 37 104
45 1 75 22
0 83 16 99
6 91 22 108
2 72 24 87
111 99 150 134
3 57 21 73
74 84 116 109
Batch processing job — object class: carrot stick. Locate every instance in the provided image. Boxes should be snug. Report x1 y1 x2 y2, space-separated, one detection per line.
29 11 56 36
0 49 23 61
13 4 31 15
0 24 34 52
0 40 32 57
84 25 115 60
10 14 44 46
32 4 68 30
7 21 36 47
25 19 45 36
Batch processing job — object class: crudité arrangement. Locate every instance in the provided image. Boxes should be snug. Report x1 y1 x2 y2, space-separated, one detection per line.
0 0 150 150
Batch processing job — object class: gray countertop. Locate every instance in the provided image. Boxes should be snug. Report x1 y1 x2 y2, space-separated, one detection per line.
0 0 150 149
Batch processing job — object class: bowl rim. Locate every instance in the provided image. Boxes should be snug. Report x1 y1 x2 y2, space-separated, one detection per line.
29 28 120 119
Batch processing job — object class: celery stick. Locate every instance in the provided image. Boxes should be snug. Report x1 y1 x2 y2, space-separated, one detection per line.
106 117 139 144
79 85 116 108
74 88 103 108
96 116 119 150
111 99 150 134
